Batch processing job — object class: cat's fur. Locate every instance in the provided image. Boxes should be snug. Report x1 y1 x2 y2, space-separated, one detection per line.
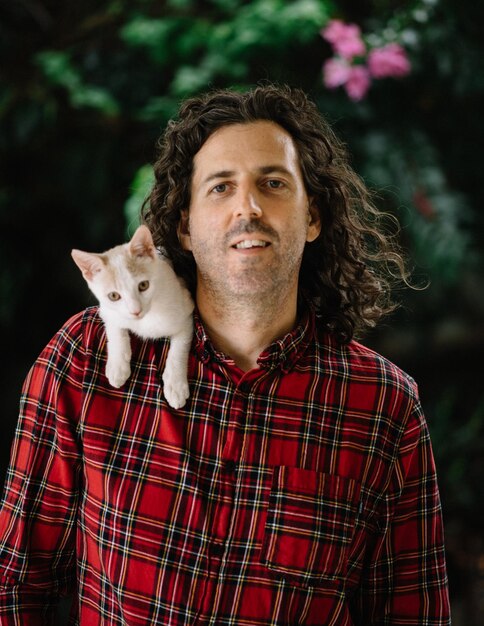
71 225 194 409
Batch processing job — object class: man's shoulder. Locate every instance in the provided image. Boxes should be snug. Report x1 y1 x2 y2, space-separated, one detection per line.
313 327 418 399
64 305 102 328
349 339 415 387
56 306 103 346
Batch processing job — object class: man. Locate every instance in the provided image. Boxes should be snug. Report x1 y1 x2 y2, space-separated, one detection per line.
0 84 450 624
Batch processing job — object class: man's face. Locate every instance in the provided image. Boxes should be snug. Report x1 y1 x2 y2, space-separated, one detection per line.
179 121 321 308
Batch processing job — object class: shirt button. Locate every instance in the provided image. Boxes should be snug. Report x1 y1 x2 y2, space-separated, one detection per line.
224 460 237 473
212 541 225 556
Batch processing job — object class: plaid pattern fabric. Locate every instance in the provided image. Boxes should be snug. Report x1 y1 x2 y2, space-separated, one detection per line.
0 306 450 625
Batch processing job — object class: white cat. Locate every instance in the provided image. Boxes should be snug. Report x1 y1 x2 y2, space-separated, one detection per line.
71 225 194 409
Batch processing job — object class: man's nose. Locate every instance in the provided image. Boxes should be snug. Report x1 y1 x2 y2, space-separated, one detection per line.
234 186 262 219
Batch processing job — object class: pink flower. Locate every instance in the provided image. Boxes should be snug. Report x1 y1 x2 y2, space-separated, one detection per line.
323 59 371 102
320 20 412 102
344 66 371 101
368 43 411 78
321 19 366 59
322 58 352 88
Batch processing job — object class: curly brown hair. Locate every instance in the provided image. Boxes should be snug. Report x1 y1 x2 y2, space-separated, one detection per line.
142 83 409 342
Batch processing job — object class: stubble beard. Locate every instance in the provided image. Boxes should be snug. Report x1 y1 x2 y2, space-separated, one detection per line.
195 244 303 320
191 218 306 318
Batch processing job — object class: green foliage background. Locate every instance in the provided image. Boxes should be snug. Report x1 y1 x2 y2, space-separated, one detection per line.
1 1 483 622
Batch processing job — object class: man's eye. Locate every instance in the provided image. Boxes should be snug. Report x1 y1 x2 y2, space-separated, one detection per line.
212 183 228 193
266 179 284 189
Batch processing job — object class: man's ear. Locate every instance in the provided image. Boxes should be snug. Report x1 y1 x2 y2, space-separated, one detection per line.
178 210 192 251
306 199 321 243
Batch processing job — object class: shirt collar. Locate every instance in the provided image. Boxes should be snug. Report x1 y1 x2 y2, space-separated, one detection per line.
193 304 315 374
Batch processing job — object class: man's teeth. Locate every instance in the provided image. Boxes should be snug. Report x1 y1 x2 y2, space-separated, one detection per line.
234 240 268 249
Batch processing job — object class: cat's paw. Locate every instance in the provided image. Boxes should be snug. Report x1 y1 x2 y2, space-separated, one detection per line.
106 359 131 388
162 371 189 409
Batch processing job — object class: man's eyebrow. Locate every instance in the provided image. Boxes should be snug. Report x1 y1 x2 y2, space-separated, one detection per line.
257 165 294 177
202 170 236 185
201 165 294 185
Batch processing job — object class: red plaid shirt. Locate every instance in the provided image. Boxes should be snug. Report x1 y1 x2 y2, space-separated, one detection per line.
0 306 450 625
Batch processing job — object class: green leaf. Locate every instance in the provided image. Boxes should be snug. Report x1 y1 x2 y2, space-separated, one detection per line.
124 164 155 234
70 87 120 115
136 96 179 123
120 17 174 52
170 64 214 97
36 51 81 91
35 51 120 116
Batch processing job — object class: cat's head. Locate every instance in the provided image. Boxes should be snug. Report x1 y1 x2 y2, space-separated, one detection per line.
71 225 158 321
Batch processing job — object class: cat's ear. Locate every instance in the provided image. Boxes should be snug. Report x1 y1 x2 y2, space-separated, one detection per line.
71 250 105 282
129 225 156 258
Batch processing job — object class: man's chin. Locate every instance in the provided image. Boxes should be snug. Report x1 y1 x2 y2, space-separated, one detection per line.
224 280 288 305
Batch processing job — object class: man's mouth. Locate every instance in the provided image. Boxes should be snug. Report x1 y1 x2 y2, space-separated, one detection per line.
233 240 269 249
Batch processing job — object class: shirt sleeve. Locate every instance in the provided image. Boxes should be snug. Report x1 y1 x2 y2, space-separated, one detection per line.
0 313 85 624
352 400 451 625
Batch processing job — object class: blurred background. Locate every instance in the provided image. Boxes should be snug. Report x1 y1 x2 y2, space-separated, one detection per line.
0 0 483 622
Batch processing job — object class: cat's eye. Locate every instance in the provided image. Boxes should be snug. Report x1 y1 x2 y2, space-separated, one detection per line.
138 280 150 292
108 292 121 301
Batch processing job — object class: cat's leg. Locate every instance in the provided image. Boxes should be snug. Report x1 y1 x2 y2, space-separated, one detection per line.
162 319 193 409
105 325 132 387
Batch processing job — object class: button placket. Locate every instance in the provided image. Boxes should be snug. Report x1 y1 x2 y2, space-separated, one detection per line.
210 388 245 547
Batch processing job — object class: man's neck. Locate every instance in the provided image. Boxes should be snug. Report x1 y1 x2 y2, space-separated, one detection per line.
196 292 298 372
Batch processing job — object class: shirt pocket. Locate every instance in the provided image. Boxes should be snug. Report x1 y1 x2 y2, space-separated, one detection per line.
260 466 361 585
